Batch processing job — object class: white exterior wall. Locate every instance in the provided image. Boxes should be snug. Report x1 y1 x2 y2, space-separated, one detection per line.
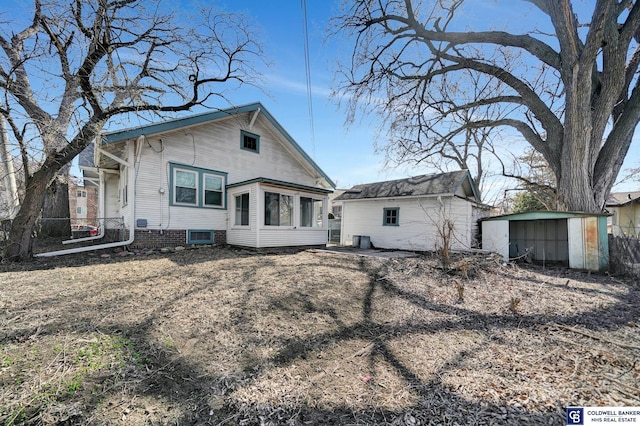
131 114 321 233
94 111 331 248
481 220 510 261
256 184 328 247
103 173 121 226
227 183 259 247
227 182 328 248
340 196 474 251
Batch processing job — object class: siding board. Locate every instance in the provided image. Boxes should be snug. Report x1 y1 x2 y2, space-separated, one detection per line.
132 113 323 234
340 196 475 251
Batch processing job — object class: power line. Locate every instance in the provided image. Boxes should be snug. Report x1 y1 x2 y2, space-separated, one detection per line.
301 0 316 159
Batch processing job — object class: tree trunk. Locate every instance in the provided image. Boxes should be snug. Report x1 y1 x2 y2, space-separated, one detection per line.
39 171 71 238
3 173 52 261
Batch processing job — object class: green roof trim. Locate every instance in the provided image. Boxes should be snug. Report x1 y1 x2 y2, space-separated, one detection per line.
101 102 335 188
483 210 610 221
227 177 333 194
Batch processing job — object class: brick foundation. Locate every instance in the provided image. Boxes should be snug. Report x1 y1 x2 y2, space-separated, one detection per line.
130 229 227 248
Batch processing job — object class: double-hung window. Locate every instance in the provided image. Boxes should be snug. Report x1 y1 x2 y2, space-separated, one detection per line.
170 163 226 208
300 197 323 227
265 191 293 226
175 169 197 205
203 174 223 207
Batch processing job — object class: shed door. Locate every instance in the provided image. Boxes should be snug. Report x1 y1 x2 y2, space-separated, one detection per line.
509 219 569 264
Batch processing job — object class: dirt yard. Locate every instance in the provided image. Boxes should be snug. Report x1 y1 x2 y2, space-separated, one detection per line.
0 246 638 425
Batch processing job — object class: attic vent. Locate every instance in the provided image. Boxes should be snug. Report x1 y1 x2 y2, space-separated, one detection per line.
187 229 214 244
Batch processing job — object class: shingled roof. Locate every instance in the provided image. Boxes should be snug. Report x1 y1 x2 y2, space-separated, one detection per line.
334 170 479 202
607 191 640 206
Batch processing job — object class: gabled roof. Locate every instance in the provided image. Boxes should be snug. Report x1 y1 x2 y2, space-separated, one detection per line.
334 170 479 202
83 102 334 188
606 191 640 207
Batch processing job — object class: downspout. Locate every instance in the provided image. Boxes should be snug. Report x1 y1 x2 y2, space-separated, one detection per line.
35 137 139 257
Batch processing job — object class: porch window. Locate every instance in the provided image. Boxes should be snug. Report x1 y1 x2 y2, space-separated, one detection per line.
300 197 323 227
265 191 292 226
383 207 399 226
235 193 250 226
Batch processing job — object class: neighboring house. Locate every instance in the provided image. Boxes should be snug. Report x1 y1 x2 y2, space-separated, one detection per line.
79 102 335 249
606 191 640 237
334 170 489 251
68 183 98 226
328 189 346 219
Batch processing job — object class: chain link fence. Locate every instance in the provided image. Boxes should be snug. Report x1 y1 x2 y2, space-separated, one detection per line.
29 216 126 254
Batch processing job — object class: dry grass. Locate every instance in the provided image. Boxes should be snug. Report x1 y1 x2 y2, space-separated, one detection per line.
0 247 639 425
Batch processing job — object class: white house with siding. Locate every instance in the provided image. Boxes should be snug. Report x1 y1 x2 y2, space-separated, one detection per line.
334 170 488 251
79 102 335 249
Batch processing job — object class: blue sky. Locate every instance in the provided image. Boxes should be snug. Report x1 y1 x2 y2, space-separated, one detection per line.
209 0 392 190
4 0 638 200
206 0 640 199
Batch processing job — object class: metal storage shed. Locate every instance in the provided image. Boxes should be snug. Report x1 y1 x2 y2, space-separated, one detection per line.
482 211 609 272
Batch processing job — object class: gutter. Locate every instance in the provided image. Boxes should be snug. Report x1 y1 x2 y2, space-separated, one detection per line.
35 137 140 257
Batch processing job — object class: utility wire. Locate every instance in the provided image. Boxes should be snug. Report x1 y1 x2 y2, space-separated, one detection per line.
301 0 316 159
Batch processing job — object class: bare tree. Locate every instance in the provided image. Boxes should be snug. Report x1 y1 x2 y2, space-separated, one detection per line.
0 0 264 260
373 56 513 202
333 0 640 213
615 164 640 187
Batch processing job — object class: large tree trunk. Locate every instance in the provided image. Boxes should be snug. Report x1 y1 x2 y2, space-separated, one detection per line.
4 172 53 261
39 171 71 239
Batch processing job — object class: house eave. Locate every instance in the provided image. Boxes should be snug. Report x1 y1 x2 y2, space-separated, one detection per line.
100 102 335 189
337 192 459 202
227 177 333 194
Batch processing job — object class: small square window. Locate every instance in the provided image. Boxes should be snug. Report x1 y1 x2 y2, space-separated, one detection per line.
383 208 399 226
241 130 260 153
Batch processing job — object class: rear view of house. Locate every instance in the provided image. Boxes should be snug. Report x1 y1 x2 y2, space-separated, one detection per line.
79 102 335 251
333 170 488 251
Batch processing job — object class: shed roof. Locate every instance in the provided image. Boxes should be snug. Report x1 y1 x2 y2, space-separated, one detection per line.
606 191 640 207
483 210 609 221
333 170 479 202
